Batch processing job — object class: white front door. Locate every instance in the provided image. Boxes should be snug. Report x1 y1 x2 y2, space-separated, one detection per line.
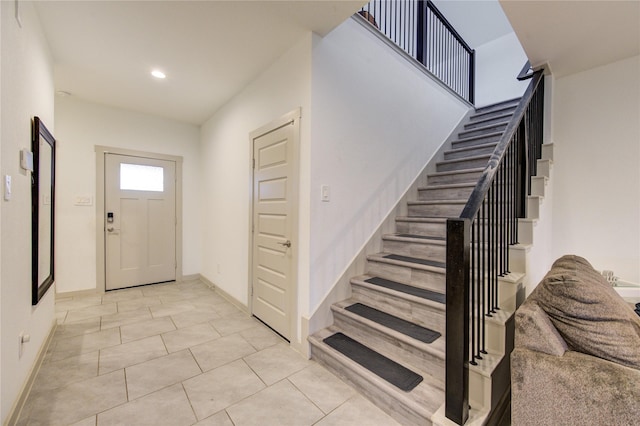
251 116 298 340
105 154 176 290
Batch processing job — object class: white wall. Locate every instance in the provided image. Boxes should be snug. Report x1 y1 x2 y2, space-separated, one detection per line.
1 2 55 421
474 31 529 108
54 97 201 293
308 18 469 315
199 33 313 328
551 55 640 283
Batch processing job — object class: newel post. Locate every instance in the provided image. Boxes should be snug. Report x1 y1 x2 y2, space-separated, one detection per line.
445 218 470 425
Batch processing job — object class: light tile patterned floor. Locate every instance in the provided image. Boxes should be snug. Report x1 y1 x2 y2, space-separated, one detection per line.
17 279 401 426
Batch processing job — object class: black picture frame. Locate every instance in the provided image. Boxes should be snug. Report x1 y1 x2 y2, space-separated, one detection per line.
32 117 56 305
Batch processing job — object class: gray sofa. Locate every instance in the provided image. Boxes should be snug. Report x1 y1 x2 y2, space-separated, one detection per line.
511 255 640 425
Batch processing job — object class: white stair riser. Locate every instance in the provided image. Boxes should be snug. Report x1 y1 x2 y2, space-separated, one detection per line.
474 102 519 115
469 369 491 410
408 203 464 217
498 277 525 313
459 125 507 139
541 144 554 161
383 240 445 263
444 144 497 160
396 221 447 238
464 118 510 131
469 354 511 413
527 196 540 219
485 320 507 355
452 135 501 150
508 245 528 273
517 220 534 245
418 186 473 201
536 159 551 178
530 176 547 197
351 283 446 333
428 171 482 185
367 260 446 293
437 157 489 173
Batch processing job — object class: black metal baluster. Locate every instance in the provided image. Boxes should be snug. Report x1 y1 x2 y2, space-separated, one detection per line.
470 213 476 365
478 197 488 359
475 211 481 361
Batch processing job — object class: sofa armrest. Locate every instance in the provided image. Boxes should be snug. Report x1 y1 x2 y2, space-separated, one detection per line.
512 348 640 425
515 299 568 356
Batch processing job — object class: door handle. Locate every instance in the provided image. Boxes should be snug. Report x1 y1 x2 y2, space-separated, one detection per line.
277 240 291 248
107 227 120 233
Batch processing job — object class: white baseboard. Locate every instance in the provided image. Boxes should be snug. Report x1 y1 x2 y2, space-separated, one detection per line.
56 288 100 299
198 274 249 315
180 274 200 282
5 321 57 426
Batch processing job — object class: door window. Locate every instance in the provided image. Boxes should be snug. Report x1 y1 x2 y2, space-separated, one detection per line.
120 163 164 192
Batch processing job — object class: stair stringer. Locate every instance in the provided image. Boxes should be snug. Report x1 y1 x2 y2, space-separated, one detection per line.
431 143 555 426
304 109 474 357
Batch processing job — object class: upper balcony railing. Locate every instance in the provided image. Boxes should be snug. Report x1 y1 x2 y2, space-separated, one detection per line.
359 0 475 104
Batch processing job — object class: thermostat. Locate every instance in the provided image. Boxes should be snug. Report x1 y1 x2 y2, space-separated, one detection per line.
20 149 33 172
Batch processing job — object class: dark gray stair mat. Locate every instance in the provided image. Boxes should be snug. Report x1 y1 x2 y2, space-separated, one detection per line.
364 277 445 304
323 332 423 392
345 303 441 344
383 254 445 269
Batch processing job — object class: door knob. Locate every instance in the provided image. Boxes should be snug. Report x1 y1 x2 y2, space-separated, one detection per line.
277 240 291 248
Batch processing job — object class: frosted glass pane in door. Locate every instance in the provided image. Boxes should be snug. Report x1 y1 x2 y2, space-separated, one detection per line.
120 163 164 191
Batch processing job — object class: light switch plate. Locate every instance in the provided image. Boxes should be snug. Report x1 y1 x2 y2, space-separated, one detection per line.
321 185 330 202
75 195 93 206
4 175 11 201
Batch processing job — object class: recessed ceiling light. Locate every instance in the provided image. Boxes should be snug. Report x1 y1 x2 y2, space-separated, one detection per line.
151 70 166 79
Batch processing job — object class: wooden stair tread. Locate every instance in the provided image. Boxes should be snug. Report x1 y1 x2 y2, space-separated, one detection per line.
322 331 424 391
309 328 445 417
445 141 498 155
418 182 476 190
473 97 520 114
452 131 503 144
466 111 513 125
437 153 491 165
380 254 445 269
458 123 507 137
395 216 446 223
344 302 441 344
428 167 484 177
331 302 447 362
356 275 446 304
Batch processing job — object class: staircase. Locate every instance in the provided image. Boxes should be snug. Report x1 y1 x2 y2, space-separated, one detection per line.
309 98 521 425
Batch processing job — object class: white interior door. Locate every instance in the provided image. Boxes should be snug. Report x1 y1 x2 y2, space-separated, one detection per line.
252 119 298 340
105 154 176 290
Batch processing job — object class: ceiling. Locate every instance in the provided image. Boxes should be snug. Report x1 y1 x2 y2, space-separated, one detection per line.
431 0 515 48
500 0 640 77
34 0 366 125
34 1 640 126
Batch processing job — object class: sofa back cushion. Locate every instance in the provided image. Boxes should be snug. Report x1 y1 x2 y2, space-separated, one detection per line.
535 255 640 370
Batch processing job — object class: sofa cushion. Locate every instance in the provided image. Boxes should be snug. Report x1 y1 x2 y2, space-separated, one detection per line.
535 255 640 370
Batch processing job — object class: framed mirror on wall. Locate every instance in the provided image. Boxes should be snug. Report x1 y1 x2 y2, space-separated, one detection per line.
32 117 56 305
